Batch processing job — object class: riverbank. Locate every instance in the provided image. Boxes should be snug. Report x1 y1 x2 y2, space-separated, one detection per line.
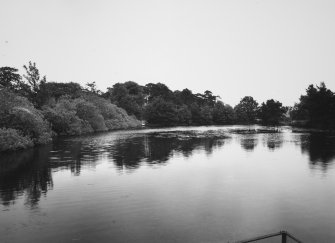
0 123 142 153
3 121 335 153
0 89 142 152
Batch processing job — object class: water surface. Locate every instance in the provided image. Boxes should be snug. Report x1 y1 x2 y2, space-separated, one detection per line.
1 126 335 243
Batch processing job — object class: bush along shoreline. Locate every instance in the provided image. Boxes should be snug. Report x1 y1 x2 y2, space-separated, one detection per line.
0 88 142 152
1 62 334 151
0 63 142 152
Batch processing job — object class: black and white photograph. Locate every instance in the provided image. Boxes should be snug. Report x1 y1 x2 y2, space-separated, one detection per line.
1 0 335 242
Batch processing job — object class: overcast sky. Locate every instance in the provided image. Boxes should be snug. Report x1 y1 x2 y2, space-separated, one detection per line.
1 0 335 106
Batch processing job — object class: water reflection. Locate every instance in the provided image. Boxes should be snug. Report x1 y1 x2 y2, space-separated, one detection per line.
110 131 229 170
299 133 335 171
0 146 53 208
49 140 103 176
109 136 148 170
239 134 259 151
262 133 284 151
1 129 335 209
0 130 229 207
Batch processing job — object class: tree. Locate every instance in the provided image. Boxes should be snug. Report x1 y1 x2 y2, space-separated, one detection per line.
85 81 101 95
293 82 335 129
199 105 213 125
38 82 82 103
23 61 47 105
189 103 202 124
0 67 22 90
258 99 287 125
290 103 308 121
0 89 52 145
107 81 145 119
179 88 196 106
234 96 259 124
203 90 220 107
144 97 178 126
144 83 173 102
75 99 107 132
213 101 235 124
194 90 220 107
176 105 192 125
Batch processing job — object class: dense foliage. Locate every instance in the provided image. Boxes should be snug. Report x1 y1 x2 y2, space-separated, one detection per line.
105 81 335 129
0 63 141 151
1 62 334 151
106 82 286 126
0 89 52 145
213 102 235 125
105 81 145 119
258 99 288 125
290 82 335 129
0 128 34 151
234 96 259 124
104 82 290 127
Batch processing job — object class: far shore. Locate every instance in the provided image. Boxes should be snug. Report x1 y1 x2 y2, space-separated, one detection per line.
2 124 334 154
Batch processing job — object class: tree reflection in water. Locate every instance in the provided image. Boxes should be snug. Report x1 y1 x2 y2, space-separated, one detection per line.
48 140 103 176
239 134 259 151
1 129 335 208
110 131 229 171
0 130 229 207
0 139 106 207
262 133 284 151
0 145 53 208
299 133 335 171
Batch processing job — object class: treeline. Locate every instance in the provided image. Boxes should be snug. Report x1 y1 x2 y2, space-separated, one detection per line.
0 63 141 152
105 81 335 130
104 81 288 126
1 62 334 151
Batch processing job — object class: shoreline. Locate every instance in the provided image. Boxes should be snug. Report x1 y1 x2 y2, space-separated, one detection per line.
2 124 334 154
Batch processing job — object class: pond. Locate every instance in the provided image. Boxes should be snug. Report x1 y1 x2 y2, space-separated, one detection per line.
0 126 335 243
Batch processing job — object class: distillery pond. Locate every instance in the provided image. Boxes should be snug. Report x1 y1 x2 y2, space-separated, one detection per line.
0 126 335 243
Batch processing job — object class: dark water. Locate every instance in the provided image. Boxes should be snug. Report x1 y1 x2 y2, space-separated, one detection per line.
0 126 335 243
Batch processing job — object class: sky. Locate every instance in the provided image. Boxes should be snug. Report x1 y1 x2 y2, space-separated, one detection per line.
1 0 335 106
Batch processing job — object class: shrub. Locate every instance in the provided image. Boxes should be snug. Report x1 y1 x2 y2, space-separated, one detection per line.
0 128 33 151
0 88 31 126
75 99 107 132
42 95 141 135
0 89 52 145
9 107 52 144
84 95 141 130
42 98 93 135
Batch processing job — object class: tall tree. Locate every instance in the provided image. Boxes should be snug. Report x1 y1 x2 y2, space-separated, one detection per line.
85 81 101 95
258 99 287 125
213 101 235 124
203 90 220 107
234 96 259 124
144 97 178 125
290 102 308 121
293 82 335 129
107 81 145 119
23 61 47 105
37 82 83 105
144 83 173 102
179 88 196 106
0 67 22 90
